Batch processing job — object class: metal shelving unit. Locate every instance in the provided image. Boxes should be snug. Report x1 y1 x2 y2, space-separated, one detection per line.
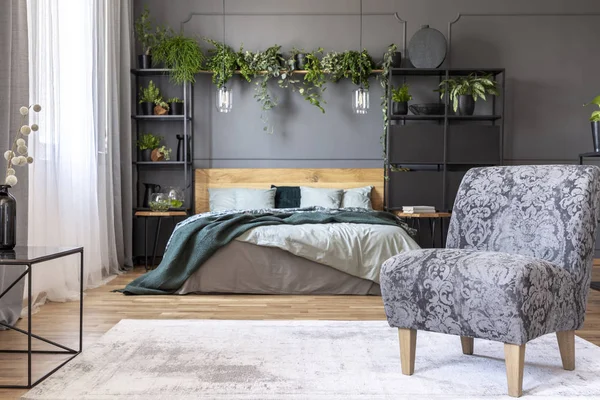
385 67 506 213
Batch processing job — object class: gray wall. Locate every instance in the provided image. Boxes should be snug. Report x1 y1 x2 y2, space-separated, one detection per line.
133 0 600 256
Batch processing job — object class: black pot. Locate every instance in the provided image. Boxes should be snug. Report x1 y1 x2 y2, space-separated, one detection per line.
169 102 184 115
140 102 154 115
392 101 408 115
137 54 153 69
457 95 475 116
592 121 600 153
141 149 152 162
390 52 402 68
176 134 192 162
294 53 307 70
0 185 16 250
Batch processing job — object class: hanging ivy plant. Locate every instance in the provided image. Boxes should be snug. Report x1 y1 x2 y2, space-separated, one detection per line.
321 51 346 82
322 50 374 88
153 33 204 84
280 48 326 113
204 39 252 88
378 44 396 179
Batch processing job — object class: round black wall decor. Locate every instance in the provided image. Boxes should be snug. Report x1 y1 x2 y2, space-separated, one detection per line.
408 25 447 68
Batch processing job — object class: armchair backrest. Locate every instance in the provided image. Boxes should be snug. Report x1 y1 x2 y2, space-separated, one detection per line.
447 165 600 298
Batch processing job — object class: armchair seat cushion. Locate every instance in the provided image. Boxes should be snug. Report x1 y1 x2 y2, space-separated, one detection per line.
380 249 580 345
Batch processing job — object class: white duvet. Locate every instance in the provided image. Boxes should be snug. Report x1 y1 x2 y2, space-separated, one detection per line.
235 223 420 283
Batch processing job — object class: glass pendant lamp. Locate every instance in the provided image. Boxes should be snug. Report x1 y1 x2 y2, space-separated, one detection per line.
216 0 232 113
353 0 369 115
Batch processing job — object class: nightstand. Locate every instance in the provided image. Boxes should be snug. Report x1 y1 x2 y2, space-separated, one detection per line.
393 211 452 247
135 211 188 270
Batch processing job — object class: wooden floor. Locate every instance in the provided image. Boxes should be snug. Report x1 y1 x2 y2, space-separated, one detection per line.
1 263 600 399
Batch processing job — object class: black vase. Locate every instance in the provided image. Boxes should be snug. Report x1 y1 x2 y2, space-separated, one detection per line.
294 53 307 70
390 52 402 68
169 102 184 115
141 149 152 162
592 121 600 153
176 134 191 162
137 54 152 69
392 101 408 115
140 102 154 115
0 185 16 250
457 95 475 116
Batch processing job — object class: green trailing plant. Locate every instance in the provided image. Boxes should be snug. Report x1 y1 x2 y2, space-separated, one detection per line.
438 73 499 112
391 84 412 103
137 133 162 150
154 98 169 110
139 80 161 103
134 6 170 55
156 145 172 161
204 39 251 88
321 51 346 82
584 95 600 122
153 34 205 84
323 50 374 88
300 48 326 113
167 97 183 104
378 44 396 181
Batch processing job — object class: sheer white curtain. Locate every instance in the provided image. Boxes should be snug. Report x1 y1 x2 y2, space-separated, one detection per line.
26 0 132 305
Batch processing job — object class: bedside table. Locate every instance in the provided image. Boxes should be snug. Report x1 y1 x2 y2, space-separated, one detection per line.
393 211 452 247
135 211 188 270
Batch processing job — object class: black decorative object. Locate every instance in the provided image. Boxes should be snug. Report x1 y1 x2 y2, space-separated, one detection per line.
143 183 161 208
592 122 600 153
169 102 184 115
140 102 154 115
137 54 152 69
176 134 191 162
0 185 16 250
457 95 475 116
141 149 152 162
409 103 447 116
294 53 307 70
408 25 447 69
390 52 402 68
392 102 408 116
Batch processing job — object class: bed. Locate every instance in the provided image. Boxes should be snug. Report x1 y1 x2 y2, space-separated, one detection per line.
120 168 420 296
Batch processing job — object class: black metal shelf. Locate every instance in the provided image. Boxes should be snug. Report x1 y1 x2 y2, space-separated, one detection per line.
390 115 502 121
130 68 172 76
131 115 191 121
133 161 192 165
391 68 505 77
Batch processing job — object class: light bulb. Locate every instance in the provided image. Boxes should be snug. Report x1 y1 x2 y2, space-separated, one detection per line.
352 87 369 115
216 86 232 113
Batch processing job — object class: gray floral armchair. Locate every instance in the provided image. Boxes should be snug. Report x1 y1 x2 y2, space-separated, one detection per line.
380 165 600 397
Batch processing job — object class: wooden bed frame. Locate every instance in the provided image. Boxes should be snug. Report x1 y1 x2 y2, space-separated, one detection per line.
194 168 384 213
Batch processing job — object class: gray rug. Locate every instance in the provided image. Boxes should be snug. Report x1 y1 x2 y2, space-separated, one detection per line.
23 319 600 399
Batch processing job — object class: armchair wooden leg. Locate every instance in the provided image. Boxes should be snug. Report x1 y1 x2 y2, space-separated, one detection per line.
398 328 417 375
556 330 575 371
504 343 526 398
460 336 474 355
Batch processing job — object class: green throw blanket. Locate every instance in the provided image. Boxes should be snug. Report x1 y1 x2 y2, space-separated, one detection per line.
118 210 403 295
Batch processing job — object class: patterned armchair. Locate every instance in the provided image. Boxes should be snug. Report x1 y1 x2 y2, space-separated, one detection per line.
380 165 600 397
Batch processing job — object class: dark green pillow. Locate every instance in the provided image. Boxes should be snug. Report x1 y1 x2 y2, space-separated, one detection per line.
271 185 301 208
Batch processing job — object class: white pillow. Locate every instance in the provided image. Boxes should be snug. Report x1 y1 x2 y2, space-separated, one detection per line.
300 187 343 208
208 188 276 211
342 186 373 209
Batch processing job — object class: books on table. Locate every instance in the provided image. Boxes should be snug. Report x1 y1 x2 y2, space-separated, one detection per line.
402 206 436 214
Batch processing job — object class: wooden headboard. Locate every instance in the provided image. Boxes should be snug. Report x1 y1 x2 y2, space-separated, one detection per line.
194 168 384 213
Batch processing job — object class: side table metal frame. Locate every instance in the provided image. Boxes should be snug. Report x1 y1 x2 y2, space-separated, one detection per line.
0 247 84 389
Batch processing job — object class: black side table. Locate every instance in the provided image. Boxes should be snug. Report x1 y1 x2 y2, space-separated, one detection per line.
0 246 84 388
135 211 188 270
579 152 600 292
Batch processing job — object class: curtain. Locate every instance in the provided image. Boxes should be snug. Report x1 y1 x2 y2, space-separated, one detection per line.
0 0 28 328
26 0 132 306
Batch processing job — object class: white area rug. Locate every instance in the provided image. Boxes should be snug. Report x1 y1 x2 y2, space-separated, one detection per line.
23 320 600 399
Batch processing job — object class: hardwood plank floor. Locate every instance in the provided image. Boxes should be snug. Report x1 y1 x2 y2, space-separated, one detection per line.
1 263 599 399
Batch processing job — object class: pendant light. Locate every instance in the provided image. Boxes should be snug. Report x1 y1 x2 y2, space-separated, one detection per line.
352 0 369 115
216 0 232 113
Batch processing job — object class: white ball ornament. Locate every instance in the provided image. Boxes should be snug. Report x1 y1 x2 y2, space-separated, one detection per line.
16 139 26 147
20 125 31 135
5 175 17 186
19 106 29 116
7 168 15 175
31 124 39 132
27 156 34 164
17 145 28 155
18 156 28 166
4 151 14 161
33 104 42 112
11 157 21 166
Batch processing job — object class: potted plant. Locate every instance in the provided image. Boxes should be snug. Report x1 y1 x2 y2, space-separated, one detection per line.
167 97 184 115
134 7 171 69
438 73 498 116
152 145 172 161
391 84 412 115
137 133 162 161
139 80 161 115
204 39 252 89
153 33 205 84
154 98 169 115
584 95 600 152
289 48 308 70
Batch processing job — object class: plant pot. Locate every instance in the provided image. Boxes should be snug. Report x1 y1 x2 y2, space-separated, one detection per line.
592 121 600 153
390 52 402 68
141 149 152 162
140 102 154 115
169 102 184 115
294 53 307 70
277 53 286 68
0 185 16 250
137 54 152 69
392 101 408 116
154 105 168 115
457 95 475 116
